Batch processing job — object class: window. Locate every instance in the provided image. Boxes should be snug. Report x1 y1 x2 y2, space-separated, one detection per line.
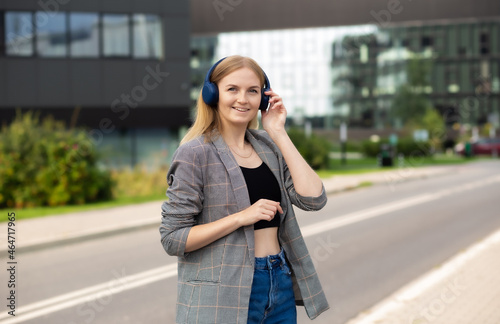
445 66 459 93
421 36 433 48
103 14 130 57
480 32 489 55
36 11 67 57
3 11 163 59
133 14 162 59
0 12 4 56
5 12 33 56
69 13 99 57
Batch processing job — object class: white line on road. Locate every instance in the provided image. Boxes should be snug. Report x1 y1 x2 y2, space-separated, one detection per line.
3 175 500 323
0 265 177 323
345 220 500 324
302 174 500 237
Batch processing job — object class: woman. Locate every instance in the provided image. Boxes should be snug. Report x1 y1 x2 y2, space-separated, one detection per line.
160 55 329 323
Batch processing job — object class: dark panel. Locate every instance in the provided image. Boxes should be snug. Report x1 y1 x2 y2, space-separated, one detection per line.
38 60 71 106
5 59 38 106
132 61 165 107
131 0 161 13
163 60 191 106
101 0 133 14
161 1 189 16
70 60 104 106
190 0 500 34
3 0 175 14
0 106 191 128
164 17 190 59
65 0 103 12
102 60 134 104
0 0 39 11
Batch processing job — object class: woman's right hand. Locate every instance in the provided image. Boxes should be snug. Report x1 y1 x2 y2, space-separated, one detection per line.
236 199 283 227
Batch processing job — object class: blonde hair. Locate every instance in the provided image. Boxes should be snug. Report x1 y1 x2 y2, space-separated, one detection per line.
181 55 265 145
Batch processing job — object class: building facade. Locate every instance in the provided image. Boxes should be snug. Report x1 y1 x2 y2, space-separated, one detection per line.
332 18 500 130
0 0 191 168
190 17 500 136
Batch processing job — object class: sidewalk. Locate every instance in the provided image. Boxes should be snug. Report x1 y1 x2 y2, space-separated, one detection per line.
346 226 500 324
2 164 456 253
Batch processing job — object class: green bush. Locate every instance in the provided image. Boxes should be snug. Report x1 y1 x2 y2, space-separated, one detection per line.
0 111 113 208
331 140 362 152
396 138 433 157
360 137 433 158
360 139 387 158
287 128 332 170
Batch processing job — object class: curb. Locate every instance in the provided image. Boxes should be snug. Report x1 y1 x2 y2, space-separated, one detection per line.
12 219 160 255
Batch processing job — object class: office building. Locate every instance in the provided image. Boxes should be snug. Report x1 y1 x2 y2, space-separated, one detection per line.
0 1 190 168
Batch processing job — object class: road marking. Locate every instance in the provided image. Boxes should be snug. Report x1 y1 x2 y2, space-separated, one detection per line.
345 222 500 324
0 265 177 323
301 174 500 237
2 175 499 323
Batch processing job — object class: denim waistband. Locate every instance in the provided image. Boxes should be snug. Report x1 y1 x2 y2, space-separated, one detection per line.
254 248 288 270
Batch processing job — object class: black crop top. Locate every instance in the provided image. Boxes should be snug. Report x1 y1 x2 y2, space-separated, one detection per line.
240 162 281 230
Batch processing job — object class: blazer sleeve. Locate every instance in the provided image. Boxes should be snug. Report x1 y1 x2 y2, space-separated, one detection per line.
159 144 204 257
282 158 327 211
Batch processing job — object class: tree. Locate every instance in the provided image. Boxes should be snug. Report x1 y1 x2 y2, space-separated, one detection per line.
391 57 433 125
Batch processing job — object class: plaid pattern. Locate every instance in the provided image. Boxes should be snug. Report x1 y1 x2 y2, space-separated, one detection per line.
160 129 329 323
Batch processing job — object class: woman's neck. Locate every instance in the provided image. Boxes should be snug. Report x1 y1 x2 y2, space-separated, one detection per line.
220 125 248 149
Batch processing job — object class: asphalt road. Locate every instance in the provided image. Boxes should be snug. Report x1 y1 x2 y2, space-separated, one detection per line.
2 161 499 324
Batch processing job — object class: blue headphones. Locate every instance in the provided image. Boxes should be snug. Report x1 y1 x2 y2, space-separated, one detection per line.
202 57 271 110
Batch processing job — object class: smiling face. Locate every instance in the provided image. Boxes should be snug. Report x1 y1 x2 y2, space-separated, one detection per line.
217 67 261 131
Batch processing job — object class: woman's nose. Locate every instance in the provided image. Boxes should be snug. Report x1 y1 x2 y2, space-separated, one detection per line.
237 91 248 103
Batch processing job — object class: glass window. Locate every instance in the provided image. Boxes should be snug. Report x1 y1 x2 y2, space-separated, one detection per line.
447 25 457 57
69 13 99 57
133 14 162 59
103 14 130 57
491 23 499 55
5 12 34 56
36 11 67 57
480 31 490 55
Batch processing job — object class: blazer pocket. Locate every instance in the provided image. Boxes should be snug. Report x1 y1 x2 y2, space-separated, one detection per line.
184 283 220 323
194 239 226 282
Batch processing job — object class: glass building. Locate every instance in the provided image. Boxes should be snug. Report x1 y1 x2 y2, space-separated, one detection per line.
190 18 500 133
191 25 377 126
332 18 500 130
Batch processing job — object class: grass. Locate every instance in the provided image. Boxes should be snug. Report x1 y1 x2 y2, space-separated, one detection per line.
317 154 476 178
0 154 483 222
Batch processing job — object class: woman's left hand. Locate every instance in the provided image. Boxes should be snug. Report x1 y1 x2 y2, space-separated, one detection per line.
261 89 287 136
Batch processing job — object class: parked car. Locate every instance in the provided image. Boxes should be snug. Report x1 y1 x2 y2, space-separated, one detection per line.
455 137 500 156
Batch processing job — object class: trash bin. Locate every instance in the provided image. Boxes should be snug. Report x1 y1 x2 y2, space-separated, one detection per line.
464 142 472 158
378 144 393 167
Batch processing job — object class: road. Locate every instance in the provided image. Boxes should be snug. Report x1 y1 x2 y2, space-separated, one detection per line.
1 161 499 324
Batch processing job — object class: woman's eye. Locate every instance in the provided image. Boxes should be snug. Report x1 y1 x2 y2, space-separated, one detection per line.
250 89 258 93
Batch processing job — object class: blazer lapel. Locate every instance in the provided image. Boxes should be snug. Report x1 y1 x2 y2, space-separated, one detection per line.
211 134 255 264
246 130 288 221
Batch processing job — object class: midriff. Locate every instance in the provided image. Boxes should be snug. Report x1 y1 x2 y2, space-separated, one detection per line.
254 227 281 257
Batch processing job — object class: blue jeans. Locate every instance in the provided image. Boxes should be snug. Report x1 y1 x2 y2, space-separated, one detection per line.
247 248 297 324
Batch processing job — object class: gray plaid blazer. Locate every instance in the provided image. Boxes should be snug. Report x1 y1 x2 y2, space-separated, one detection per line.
160 129 329 323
